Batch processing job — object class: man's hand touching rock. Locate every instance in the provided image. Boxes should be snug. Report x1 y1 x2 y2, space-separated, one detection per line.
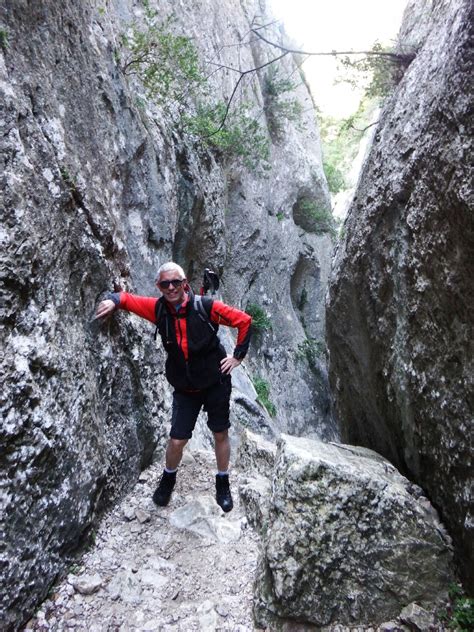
95 299 116 320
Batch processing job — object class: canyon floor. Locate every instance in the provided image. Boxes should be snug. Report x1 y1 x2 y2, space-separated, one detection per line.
24 449 262 631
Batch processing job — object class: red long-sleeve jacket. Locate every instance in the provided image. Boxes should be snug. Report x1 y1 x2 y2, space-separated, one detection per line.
115 291 251 361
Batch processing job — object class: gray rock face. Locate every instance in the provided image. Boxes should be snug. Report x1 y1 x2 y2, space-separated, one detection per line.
0 0 335 626
326 0 473 587
250 435 454 629
238 429 277 529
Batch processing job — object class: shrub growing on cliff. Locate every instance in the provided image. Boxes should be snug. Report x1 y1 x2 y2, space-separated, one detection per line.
0 28 8 51
182 102 270 170
119 12 204 106
245 303 272 333
296 198 336 236
263 67 304 141
118 11 271 170
252 377 276 417
296 337 325 370
441 584 474 632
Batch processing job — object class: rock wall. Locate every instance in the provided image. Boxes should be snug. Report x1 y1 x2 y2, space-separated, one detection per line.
239 431 454 629
0 0 335 626
326 0 473 589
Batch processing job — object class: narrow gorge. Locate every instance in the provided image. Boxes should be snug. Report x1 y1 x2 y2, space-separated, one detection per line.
1 0 472 630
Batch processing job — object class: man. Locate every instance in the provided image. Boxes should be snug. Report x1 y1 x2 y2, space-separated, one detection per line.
95 262 252 512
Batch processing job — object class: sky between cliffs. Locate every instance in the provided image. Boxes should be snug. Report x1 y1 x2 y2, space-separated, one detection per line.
268 0 408 117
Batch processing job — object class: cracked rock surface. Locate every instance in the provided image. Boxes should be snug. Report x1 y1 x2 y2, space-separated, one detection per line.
326 0 473 588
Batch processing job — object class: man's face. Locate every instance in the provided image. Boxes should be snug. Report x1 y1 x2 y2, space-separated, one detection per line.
157 270 187 306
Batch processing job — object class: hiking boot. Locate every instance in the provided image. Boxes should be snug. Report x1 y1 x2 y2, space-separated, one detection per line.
152 470 176 506
215 474 233 513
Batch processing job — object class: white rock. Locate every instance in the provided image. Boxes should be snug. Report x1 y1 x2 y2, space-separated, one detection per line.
138 569 167 589
135 508 151 524
169 496 242 542
122 506 136 522
70 574 103 596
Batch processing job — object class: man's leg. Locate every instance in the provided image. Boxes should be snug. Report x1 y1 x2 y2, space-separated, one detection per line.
166 437 189 470
205 376 233 513
213 429 230 472
153 391 200 507
213 430 233 512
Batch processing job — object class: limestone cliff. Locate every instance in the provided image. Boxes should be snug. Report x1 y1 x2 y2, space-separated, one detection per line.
0 0 334 626
326 0 473 588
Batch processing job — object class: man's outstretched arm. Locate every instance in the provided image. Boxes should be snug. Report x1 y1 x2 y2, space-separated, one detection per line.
95 292 158 323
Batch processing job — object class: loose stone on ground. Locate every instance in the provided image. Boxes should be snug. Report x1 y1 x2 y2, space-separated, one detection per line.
24 450 261 631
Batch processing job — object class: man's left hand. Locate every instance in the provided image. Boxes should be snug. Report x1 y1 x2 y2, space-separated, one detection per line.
220 356 242 374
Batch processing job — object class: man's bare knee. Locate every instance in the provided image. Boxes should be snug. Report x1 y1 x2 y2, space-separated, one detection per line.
169 437 188 450
213 430 229 443
166 438 188 470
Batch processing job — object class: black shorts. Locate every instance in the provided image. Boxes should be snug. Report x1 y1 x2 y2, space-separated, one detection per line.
169 375 232 440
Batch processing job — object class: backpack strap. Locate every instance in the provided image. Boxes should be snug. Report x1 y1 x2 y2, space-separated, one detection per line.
194 294 212 318
194 295 218 333
154 298 166 341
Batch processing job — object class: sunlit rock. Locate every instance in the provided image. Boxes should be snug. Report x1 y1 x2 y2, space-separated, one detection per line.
253 435 454 629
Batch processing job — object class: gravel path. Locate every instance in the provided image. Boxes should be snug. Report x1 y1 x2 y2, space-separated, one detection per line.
24 450 262 631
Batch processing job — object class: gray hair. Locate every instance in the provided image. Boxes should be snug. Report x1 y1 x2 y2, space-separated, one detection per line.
156 261 186 282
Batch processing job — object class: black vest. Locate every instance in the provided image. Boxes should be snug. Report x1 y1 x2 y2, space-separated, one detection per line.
156 294 226 390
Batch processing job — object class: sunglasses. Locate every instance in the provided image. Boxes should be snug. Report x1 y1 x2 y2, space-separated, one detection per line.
158 279 184 289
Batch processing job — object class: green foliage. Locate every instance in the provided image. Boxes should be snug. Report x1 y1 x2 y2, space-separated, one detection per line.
183 102 269 170
59 167 78 193
322 160 346 194
69 563 82 575
337 41 415 100
318 96 378 198
119 12 270 170
297 198 336 236
253 377 276 417
0 28 8 51
276 211 285 221
245 303 271 333
318 42 415 196
441 584 474 631
263 67 304 140
296 337 325 369
120 13 204 105
264 66 297 97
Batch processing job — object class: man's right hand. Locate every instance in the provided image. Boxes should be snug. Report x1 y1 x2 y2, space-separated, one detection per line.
95 299 116 319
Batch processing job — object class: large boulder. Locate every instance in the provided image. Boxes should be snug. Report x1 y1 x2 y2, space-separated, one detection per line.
326 0 473 587
251 435 454 629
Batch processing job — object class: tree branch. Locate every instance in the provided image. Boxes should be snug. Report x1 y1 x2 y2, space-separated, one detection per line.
251 27 412 63
349 121 379 133
204 50 290 137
